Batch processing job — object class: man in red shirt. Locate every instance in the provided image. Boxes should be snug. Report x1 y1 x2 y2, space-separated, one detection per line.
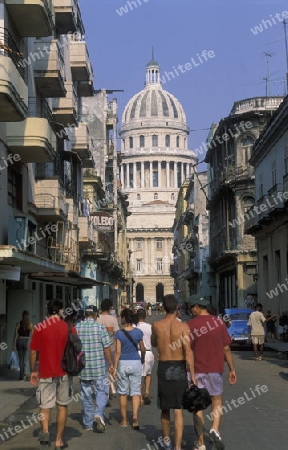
188 299 237 450
30 299 76 449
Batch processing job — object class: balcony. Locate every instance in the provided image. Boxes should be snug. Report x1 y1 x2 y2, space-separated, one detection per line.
70 122 91 158
77 80 94 97
34 178 67 220
267 184 285 215
78 216 94 247
52 82 77 126
53 0 79 34
230 97 284 115
70 40 93 82
0 28 28 121
33 39 66 98
5 0 55 37
6 98 56 162
244 206 262 235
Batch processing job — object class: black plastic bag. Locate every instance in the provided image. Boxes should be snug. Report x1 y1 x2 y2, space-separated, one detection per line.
182 384 212 413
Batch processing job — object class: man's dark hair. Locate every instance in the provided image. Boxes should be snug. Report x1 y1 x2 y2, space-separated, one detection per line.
137 308 146 321
47 299 63 316
255 303 263 310
163 294 177 314
101 298 112 312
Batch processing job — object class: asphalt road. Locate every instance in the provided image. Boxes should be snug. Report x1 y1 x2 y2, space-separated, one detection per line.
1 313 288 449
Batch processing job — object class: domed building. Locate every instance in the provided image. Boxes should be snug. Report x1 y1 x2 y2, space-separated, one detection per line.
120 57 197 304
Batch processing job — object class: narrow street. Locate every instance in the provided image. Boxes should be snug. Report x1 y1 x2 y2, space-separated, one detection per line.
1 314 287 449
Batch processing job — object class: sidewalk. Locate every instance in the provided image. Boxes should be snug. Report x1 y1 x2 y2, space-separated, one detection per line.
264 340 288 354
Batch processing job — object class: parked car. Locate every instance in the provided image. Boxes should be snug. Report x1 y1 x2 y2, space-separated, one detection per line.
132 302 145 311
224 308 253 345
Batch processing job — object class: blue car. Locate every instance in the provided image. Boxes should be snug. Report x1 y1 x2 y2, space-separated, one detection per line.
224 308 253 345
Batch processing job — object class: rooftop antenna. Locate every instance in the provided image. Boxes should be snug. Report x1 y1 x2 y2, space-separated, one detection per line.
283 19 288 93
152 45 154 60
263 52 273 96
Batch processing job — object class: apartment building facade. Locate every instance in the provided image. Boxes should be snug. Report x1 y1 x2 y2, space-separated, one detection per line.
245 95 288 315
172 172 210 306
205 97 283 312
0 1 129 367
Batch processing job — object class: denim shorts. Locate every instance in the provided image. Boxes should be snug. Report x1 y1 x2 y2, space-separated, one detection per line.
117 360 142 396
196 373 223 396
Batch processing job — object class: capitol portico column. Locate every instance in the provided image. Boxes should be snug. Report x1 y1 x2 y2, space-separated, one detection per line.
166 161 170 187
144 238 148 273
126 163 129 189
141 161 144 188
121 165 124 188
150 237 155 271
174 161 177 188
158 161 161 187
163 238 168 274
181 162 184 183
150 161 153 188
185 163 189 179
133 162 137 189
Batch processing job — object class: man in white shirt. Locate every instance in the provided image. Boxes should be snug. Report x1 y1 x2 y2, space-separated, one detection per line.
248 303 275 361
137 308 154 405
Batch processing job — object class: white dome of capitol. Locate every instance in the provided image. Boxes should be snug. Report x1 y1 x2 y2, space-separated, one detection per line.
121 57 189 134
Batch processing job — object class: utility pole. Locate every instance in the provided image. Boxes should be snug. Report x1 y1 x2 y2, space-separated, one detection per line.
283 19 288 93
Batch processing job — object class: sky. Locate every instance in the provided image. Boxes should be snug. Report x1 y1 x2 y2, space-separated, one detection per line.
79 0 288 160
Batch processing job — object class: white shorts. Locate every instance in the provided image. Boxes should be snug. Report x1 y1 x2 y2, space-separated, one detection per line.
139 350 155 376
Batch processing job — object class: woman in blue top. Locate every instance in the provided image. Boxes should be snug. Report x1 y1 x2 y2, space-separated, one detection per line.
114 309 146 429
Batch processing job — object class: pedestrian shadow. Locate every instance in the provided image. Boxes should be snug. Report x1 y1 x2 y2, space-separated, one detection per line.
32 425 82 442
279 371 288 381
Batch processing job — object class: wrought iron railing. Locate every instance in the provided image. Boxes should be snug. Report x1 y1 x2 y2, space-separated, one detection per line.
0 27 25 79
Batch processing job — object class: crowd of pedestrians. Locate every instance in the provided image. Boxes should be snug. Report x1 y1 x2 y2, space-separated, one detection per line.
23 295 286 450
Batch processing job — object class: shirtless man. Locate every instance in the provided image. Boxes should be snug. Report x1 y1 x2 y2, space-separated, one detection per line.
152 294 195 450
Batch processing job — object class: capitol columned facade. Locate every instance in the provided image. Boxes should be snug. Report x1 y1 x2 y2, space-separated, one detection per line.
120 57 197 303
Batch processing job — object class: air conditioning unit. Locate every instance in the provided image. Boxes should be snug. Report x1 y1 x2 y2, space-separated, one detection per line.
8 216 37 254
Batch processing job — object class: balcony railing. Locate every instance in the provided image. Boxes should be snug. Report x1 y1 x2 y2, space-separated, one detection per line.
231 97 284 115
28 97 53 122
0 27 25 79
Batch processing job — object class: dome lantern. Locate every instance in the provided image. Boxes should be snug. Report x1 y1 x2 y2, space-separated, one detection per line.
146 48 161 85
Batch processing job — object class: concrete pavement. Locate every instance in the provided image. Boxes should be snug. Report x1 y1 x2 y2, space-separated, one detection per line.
1 315 288 449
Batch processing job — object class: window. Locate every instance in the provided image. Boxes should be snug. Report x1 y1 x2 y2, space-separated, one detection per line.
156 239 163 250
136 239 142 250
122 139 125 150
137 194 141 200
171 193 175 200
152 135 158 147
165 135 170 147
275 250 281 283
156 258 163 272
139 135 145 147
129 136 133 149
153 161 158 187
136 259 142 272
285 147 288 175
8 168 22 210
154 193 158 200
176 136 180 148
242 136 254 164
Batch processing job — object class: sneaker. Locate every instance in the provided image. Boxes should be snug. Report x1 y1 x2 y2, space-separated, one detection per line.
209 429 225 450
39 431 50 448
94 415 106 433
163 438 173 450
83 425 93 431
258 356 263 360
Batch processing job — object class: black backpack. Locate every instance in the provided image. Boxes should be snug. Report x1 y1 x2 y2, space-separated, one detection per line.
61 323 86 376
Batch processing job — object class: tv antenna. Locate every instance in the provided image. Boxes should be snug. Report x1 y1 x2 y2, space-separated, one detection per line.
283 19 288 92
263 52 273 96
